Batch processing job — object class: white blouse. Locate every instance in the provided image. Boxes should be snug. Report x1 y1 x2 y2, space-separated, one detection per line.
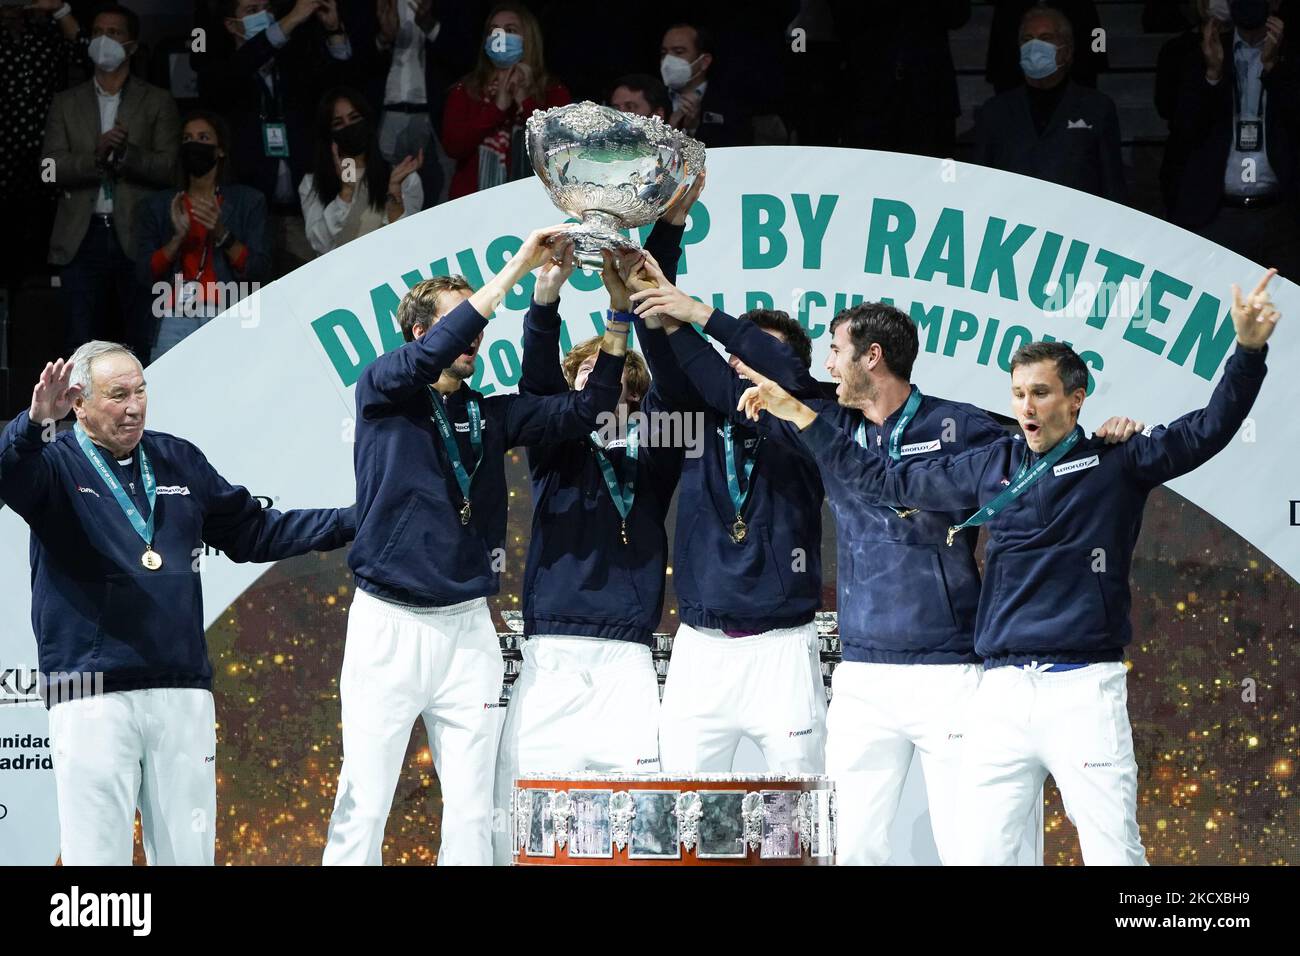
298 168 424 255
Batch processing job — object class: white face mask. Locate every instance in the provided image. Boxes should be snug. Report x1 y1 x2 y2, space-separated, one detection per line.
660 54 699 91
89 35 129 72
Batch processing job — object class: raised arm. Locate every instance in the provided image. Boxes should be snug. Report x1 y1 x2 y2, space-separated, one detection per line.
0 361 79 517
520 237 577 397
358 225 572 411
197 448 356 563
1122 270 1278 486
505 344 627 448
737 364 995 511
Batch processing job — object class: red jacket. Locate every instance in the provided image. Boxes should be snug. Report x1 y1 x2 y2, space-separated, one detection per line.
442 79 571 200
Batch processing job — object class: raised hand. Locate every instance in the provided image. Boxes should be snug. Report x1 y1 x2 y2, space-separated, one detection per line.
516 224 576 272
169 193 191 241
1262 16 1284 73
628 254 712 325
316 0 341 32
1094 416 1146 444
734 359 816 428
535 238 576 305
663 168 706 226
29 359 80 424
1231 268 1282 350
376 0 398 45
388 150 422 195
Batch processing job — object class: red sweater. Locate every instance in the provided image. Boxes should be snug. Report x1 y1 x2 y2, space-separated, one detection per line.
441 79 571 200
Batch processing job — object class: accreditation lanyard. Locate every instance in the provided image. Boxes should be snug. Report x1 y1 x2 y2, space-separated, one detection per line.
428 387 483 526
722 420 760 544
944 430 1080 546
74 423 157 553
590 420 639 545
855 385 924 518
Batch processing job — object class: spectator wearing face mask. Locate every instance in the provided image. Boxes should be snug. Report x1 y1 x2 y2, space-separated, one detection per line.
40 3 179 358
134 111 271 362
298 87 423 256
659 21 752 147
985 0 1108 93
1166 0 1300 281
441 2 570 200
974 5 1127 203
0 0 88 287
192 0 357 277
609 72 671 122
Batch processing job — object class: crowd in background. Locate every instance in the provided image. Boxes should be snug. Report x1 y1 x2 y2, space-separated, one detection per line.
0 0 1297 379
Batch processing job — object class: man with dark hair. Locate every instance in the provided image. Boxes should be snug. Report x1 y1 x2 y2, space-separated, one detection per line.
610 197 828 777
659 21 752 146
609 72 671 121
324 226 631 867
41 2 179 356
974 5 1126 203
737 269 1281 865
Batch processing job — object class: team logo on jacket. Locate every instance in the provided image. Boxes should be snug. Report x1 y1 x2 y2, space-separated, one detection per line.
714 427 759 449
1053 455 1099 477
156 485 191 496
900 439 941 456
76 486 101 498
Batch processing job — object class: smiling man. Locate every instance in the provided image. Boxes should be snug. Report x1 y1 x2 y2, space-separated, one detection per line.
0 341 356 865
736 269 1281 865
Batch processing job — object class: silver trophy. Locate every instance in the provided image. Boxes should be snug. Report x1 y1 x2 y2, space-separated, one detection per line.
526 101 706 269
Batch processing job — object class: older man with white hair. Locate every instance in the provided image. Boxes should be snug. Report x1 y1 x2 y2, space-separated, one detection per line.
0 341 355 865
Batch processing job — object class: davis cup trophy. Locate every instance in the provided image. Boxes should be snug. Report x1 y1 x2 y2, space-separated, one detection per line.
526 101 706 269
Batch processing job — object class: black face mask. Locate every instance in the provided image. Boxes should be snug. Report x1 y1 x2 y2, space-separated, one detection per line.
331 119 370 159
1230 0 1271 29
180 141 219 178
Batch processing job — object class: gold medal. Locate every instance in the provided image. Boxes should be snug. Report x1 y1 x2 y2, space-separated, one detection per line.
894 507 920 519
731 516 748 544
620 520 629 546
460 501 472 526
141 548 163 571
945 526 958 547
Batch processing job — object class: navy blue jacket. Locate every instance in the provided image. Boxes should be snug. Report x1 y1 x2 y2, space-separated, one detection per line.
519 300 685 645
660 313 826 633
0 413 355 703
349 298 625 608
800 344 1268 667
680 316 1004 661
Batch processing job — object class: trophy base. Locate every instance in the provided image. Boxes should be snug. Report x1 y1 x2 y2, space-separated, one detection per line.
565 214 642 271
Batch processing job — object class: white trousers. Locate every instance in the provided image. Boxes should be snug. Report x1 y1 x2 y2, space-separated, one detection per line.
323 588 504 866
48 687 216 866
658 622 827 774
825 661 981 865
954 662 1148 866
491 635 662 866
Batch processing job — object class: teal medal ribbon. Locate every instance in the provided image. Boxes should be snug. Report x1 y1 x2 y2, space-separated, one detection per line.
722 420 760 543
945 430 1080 546
590 420 639 545
428 388 484 526
854 386 924 518
74 423 161 570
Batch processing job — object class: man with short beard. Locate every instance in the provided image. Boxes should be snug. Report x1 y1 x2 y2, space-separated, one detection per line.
735 269 1280 865
325 226 630 867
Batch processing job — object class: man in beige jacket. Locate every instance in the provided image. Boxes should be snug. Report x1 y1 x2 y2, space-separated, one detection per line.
41 3 178 358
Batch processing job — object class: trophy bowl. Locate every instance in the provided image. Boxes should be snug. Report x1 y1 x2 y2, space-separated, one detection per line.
526 101 706 269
